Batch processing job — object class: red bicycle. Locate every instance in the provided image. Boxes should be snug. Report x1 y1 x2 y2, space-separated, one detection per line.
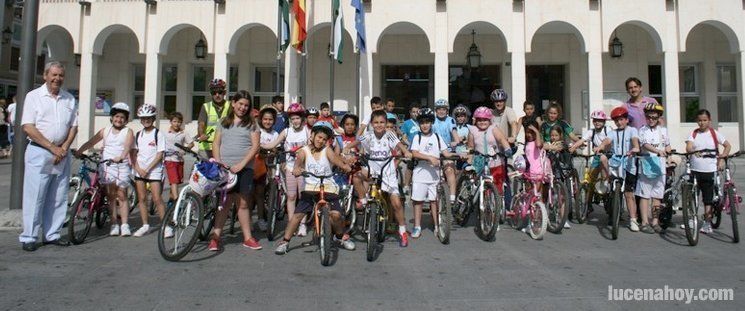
68 153 117 244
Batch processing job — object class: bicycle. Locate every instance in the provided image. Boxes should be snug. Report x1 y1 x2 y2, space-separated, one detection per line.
605 153 633 240
67 153 115 244
670 149 717 246
261 148 290 241
453 150 504 241
545 150 570 234
657 155 683 230
573 153 608 224
431 155 460 244
710 151 742 243
157 143 236 261
504 162 549 240
360 156 400 262
299 172 337 266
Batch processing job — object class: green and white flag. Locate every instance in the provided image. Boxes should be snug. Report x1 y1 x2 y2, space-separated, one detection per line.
279 0 290 51
332 0 344 63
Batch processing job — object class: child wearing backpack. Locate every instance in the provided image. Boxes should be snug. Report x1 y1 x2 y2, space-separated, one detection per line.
131 104 167 237
637 103 671 233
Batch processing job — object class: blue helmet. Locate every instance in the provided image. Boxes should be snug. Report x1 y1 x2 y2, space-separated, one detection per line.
386 112 398 122
312 121 334 137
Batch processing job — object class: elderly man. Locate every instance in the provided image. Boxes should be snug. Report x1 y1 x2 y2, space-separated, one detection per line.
19 61 78 251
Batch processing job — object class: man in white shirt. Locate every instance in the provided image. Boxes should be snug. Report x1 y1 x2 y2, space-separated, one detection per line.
19 61 79 251
488 89 518 144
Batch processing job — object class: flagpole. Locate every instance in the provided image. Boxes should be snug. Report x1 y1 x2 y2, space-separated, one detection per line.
329 1 336 113
355 48 360 116
276 1 282 96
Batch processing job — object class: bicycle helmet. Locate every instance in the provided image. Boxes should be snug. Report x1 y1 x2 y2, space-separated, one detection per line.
590 110 608 120
136 103 157 118
306 107 320 116
386 112 398 122
452 105 471 118
643 102 664 113
259 105 278 118
416 108 435 123
208 79 227 92
473 106 493 120
610 106 629 120
110 102 130 118
490 89 508 102
513 156 527 173
286 103 305 116
434 98 449 109
312 121 334 137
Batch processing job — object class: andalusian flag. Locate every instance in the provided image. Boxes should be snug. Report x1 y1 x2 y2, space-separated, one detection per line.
291 0 307 52
332 0 344 63
279 0 290 51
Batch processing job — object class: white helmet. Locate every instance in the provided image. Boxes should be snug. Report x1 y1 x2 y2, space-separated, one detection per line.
513 156 527 173
137 103 157 118
434 98 449 108
110 102 130 117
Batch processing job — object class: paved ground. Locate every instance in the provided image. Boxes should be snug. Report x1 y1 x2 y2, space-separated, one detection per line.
1 156 744 310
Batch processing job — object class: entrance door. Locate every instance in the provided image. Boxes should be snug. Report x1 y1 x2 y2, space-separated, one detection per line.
382 65 433 116
526 65 565 116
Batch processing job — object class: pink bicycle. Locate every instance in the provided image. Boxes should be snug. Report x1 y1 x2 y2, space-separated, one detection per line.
503 167 549 240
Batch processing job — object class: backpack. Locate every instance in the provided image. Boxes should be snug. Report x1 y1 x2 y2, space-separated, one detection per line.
691 128 719 155
136 128 160 148
590 126 608 149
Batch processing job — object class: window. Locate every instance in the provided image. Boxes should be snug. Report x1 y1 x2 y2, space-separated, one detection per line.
162 64 178 117
133 64 145 116
717 64 738 123
192 66 213 120
679 65 700 122
253 66 284 108
229 66 239 93
448 65 501 115
9 47 20 72
647 65 663 104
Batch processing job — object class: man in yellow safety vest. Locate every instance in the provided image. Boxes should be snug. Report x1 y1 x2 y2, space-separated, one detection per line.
196 78 231 158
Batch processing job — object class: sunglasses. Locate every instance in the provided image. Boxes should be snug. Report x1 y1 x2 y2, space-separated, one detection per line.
645 115 660 120
211 90 225 95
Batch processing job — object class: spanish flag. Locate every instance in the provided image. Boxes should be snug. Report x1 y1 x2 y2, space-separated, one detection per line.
292 0 307 52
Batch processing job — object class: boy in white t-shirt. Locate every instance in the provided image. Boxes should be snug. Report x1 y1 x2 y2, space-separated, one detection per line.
686 109 731 234
163 112 193 205
637 104 671 233
131 104 167 237
569 110 612 180
409 110 463 238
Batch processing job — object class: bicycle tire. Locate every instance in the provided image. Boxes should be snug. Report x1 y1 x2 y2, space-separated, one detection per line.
266 182 279 241
366 202 380 262
567 171 580 222
436 183 451 244
158 191 203 261
478 182 500 242
610 184 621 240
711 202 723 229
319 207 332 266
453 174 473 227
199 208 216 241
547 182 569 234
68 192 94 245
681 182 699 246
68 177 82 207
127 180 137 213
528 200 548 240
728 187 739 243
659 186 675 230
94 206 108 229
576 183 589 224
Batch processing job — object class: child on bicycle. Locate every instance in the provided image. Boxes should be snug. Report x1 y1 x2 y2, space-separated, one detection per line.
522 119 547 190
306 107 319 130
543 124 572 229
318 102 342 133
263 103 310 236
131 104 167 237
252 106 279 232
433 99 460 204
637 103 671 233
569 110 611 180
541 103 579 144
274 122 353 254
467 107 513 193
209 90 262 251
333 114 359 182
74 102 134 236
163 112 193 208
515 101 543 137
350 109 413 247
452 105 471 169
596 107 641 231
686 109 731 234
410 109 464 238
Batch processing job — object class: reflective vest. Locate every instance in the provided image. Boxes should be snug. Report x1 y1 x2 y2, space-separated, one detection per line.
199 101 230 150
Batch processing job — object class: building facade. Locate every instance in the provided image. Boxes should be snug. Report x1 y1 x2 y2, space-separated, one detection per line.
32 0 745 150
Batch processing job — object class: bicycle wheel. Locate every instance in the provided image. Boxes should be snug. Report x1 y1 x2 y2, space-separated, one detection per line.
366 202 380 262
567 171 580 222
547 182 569 234
681 182 699 246
659 187 675 230
453 175 473 227
528 201 548 240
266 182 279 241
199 208 216 241
68 192 94 245
727 187 739 243
436 183 451 244
94 204 109 229
68 177 82 207
576 183 589 224
318 207 332 266
158 191 203 261
610 184 622 240
478 182 501 241
711 201 723 229
127 180 137 213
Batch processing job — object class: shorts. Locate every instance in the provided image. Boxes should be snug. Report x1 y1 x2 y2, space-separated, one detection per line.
165 161 184 184
134 176 161 183
411 182 437 202
101 162 131 188
624 172 637 193
295 191 342 215
366 167 400 196
134 164 164 181
635 173 665 199
285 166 304 197
229 168 254 195
693 171 715 205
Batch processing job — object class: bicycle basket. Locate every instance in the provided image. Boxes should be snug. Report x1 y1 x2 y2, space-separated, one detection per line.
189 162 225 196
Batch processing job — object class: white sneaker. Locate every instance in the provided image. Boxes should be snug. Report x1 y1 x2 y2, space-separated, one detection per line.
629 219 640 232
120 224 132 236
297 223 307 237
700 221 713 234
163 226 174 239
564 221 571 229
109 224 120 236
257 220 268 232
133 225 150 237
334 236 356 250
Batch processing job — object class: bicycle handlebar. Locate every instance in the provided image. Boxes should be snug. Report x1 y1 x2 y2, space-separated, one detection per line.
469 149 504 159
300 172 334 179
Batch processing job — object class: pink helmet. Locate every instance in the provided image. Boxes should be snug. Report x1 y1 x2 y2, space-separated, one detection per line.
590 110 608 120
473 106 493 120
286 103 305 116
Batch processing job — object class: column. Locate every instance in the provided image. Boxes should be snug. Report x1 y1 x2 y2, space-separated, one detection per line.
738 51 745 148
284 50 300 103
663 51 682 149
77 52 97 143
213 52 229 81
510 52 526 113
433 7 448 102
143 52 161 107
587 50 604 127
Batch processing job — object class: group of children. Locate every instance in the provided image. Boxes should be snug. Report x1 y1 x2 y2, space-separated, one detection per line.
72 86 733 254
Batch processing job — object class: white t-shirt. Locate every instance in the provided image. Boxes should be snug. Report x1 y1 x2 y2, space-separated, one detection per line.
164 130 193 162
7 103 16 126
360 112 374 133
358 130 400 177
135 128 166 178
260 128 279 145
609 127 639 173
283 126 309 170
639 125 670 168
410 133 447 183
581 126 611 149
686 128 726 173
